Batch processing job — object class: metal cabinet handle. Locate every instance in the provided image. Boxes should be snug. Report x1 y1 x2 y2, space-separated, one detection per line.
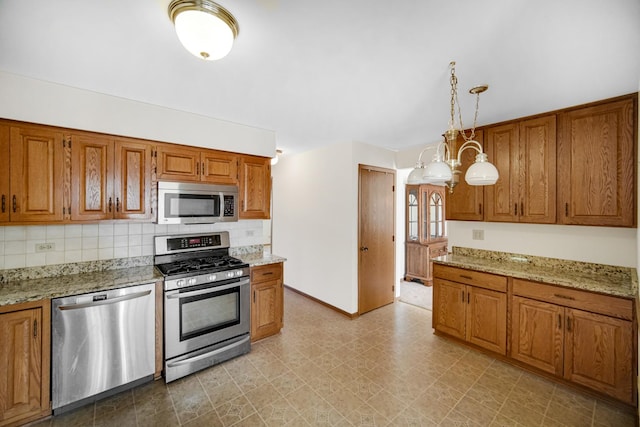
566 316 572 332
460 275 473 280
514 203 517 215
1 195 4 213
557 314 562 329
12 195 16 213
116 197 120 212
33 319 38 338
108 197 112 212
565 202 569 217
461 290 464 302
520 202 524 216
553 293 575 301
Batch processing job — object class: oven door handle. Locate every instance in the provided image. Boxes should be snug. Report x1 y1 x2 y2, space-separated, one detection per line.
166 335 251 368
165 279 249 299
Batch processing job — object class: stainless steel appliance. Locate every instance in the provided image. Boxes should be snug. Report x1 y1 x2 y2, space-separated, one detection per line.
157 181 238 224
51 283 155 414
155 232 251 382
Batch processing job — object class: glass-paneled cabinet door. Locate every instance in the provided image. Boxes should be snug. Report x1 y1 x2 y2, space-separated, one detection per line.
429 191 445 240
406 186 419 241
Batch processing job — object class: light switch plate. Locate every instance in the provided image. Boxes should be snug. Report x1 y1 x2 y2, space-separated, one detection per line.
35 242 55 252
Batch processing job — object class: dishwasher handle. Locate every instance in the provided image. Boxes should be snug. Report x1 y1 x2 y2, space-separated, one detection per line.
57 289 152 310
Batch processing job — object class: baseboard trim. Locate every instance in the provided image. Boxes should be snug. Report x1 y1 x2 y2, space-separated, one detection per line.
284 285 359 319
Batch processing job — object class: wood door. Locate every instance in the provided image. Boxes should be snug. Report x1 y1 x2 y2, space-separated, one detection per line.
10 125 64 222
557 96 636 227
0 308 43 424
445 130 484 221
519 115 556 223
432 278 466 339
358 165 395 314
239 155 271 219
70 133 114 221
564 308 634 404
156 144 201 182
0 123 9 223
113 139 152 220
485 124 519 222
510 296 564 376
201 151 238 185
466 286 507 355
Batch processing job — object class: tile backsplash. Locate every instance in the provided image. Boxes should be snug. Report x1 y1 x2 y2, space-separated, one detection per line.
0 220 270 270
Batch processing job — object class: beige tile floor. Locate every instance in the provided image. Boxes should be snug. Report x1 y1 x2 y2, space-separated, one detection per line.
33 288 636 427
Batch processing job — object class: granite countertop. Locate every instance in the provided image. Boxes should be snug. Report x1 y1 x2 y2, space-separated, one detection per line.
0 266 163 307
0 253 287 308
433 247 638 299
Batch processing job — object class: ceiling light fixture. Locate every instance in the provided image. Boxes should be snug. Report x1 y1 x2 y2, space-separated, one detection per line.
168 0 239 61
409 61 499 192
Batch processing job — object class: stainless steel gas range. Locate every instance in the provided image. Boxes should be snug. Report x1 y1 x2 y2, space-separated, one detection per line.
154 232 251 382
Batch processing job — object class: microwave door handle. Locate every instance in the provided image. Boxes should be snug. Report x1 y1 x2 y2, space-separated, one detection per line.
165 279 249 299
220 192 225 218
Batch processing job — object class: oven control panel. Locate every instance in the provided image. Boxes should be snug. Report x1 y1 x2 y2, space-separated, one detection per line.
164 267 250 291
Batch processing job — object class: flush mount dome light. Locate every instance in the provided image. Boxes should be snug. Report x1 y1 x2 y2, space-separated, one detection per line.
168 0 239 61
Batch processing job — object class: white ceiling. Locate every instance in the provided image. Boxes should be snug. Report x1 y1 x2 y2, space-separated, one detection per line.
1 0 639 156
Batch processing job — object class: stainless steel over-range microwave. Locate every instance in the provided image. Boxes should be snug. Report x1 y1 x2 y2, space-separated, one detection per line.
157 181 238 224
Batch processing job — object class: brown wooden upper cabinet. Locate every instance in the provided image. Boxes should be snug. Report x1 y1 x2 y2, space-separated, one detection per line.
445 130 485 221
557 95 636 227
239 154 271 219
484 115 556 224
70 133 152 221
3 123 65 223
156 143 239 185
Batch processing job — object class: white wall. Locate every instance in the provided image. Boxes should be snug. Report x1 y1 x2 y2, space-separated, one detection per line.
272 141 396 314
0 71 275 156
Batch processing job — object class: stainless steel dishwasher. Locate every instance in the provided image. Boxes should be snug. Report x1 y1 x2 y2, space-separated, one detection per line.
51 283 156 414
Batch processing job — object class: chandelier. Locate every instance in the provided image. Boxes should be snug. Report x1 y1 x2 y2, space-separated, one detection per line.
408 61 499 192
168 0 239 61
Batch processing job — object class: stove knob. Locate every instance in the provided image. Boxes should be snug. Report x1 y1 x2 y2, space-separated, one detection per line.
226 271 234 279
176 279 185 288
188 278 197 286
208 274 217 281
236 270 243 277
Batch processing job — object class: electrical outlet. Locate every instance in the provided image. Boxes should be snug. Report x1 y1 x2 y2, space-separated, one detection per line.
35 242 55 252
472 229 484 240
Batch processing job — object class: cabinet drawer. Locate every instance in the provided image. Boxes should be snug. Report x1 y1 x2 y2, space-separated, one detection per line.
433 264 507 292
251 263 283 283
512 279 633 320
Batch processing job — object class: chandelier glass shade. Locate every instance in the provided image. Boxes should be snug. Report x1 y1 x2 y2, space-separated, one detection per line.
409 62 499 192
169 0 239 61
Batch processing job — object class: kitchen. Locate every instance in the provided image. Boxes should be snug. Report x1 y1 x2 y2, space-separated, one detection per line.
1 0 640 426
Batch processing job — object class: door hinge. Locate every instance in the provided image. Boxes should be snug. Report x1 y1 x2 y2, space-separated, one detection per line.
392 285 395 292
392 235 395 242
392 185 395 192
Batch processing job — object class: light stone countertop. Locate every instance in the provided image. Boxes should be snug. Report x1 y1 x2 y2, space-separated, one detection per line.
433 247 637 299
0 254 287 307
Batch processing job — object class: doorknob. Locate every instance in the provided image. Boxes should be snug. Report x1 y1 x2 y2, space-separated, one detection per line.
360 247 369 252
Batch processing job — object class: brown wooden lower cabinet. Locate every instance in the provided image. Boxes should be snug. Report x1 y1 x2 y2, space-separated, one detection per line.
511 279 635 404
250 263 283 342
434 264 637 406
0 300 51 427
433 265 507 355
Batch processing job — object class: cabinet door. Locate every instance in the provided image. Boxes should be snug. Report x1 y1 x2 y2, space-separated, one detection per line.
10 126 65 222
518 116 556 224
564 308 633 404
423 186 446 243
432 278 466 340
0 123 9 223
405 185 419 242
510 296 564 375
201 151 238 185
466 286 507 355
114 139 152 220
156 144 201 182
558 96 636 227
445 130 484 221
70 133 114 221
485 123 519 222
405 242 428 282
251 279 283 342
239 155 271 219
0 308 44 423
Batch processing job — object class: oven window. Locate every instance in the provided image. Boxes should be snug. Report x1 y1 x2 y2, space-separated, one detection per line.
165 194 220 218
180 287 240 340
